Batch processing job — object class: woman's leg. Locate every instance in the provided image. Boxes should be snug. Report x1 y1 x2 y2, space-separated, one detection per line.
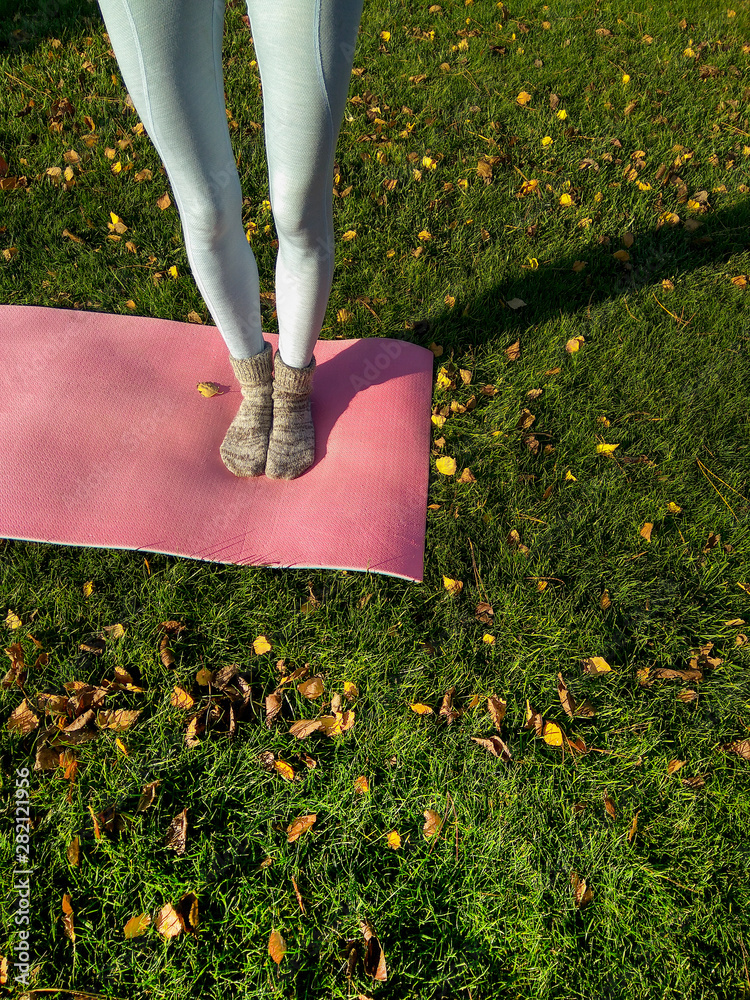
95 0 266 361
246 0 364 370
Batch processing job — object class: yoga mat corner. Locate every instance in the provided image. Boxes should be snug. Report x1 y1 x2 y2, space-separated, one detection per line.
0 305 435 582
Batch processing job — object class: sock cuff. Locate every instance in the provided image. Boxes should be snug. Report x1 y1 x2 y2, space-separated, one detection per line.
273 350 316 393
228 340 273 385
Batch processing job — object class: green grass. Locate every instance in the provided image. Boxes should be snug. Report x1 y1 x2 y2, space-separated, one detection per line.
2 0 750 997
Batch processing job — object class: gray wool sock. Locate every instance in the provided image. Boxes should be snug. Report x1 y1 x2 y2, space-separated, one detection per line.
220 340 274 477
265 349 316 480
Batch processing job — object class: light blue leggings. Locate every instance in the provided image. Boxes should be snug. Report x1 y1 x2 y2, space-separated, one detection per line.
95 0 364 368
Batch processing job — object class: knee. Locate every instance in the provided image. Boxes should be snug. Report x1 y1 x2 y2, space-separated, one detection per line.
181 169 243 246
270 173 332 259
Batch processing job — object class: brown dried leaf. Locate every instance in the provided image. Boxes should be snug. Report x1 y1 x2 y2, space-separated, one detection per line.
721 737 750 760
523 700 544 736
62 893 75 942
265 689 283 728
603 792 616 819
571 871 593 908
97 708 142 730
35 745 61 771
343 681 359 701
364 934 387 981
557 673 595 718
287 813 317 843
319 710 355 736
487 695 507 729
67 835 80 867
175 892 199 936
291 875 305 913
137 779 161 812
471 735 512 761
213 663 240 689
298 676 324 699
423 809 443 840
677 689 698 703
667 758 685 775
651 668 702 681
681 775 706 790
124 912 151 939
354 775 369 794
7 699 39 734
155 903 182 938
439 687 460 724
627 810 640 844
165 808 187 854
269 929 287 964
289 719 324 738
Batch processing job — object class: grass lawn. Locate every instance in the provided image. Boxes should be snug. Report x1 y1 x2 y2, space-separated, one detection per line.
2 0 750 997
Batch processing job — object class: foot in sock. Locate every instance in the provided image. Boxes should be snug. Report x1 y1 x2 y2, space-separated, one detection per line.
265 349 316 480
220 340 274 477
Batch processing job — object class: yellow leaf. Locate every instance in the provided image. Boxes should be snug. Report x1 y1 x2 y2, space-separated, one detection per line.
565 469 577 481
380 30 391 41
418 230 432 241
436 456 457 475
386 830 401 849
557 109 567 120
354 775 369 794
342 230 357 241
565 336 585 353
581 656 612 675
542 721 563 746
596 442 619 454
559 193 573 207
516 90 532 105
410 703 433 715
115 737 128 755
640 522 653 542
5 610 22 629
613 249 630 262
343 681 359 701
274 759 295 781
83 580 94 597
443 576 463 596
168 265 178 278
667 502 682 514
622 73 630 83
196 381 221 397
124 912 151 938
541 136 553 147
254 635 272 654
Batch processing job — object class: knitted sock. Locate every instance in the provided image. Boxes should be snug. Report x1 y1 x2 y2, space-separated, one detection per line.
265 349 317 480
219 340 274 477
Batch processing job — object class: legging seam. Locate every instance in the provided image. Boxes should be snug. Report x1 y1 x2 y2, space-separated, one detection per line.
313 0 335 181
122 1 156 145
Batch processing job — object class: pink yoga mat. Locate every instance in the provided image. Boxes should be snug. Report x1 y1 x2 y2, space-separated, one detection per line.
0 305 434 582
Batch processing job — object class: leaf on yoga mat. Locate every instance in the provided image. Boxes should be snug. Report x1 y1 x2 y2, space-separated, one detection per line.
196 381 222 397
165 808 187 854
297 676 324 699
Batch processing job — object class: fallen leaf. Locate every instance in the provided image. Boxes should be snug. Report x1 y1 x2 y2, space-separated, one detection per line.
124 912 151 939
386 830 401 849
523 700 544 736
343 681 359 701
361 920 388 981
287 813 317 843
268 928 287 964
137 779 161 811
627 810 640 843
7 698 39 734
171 686 194 710
354 775 369 794
289 719 324 738
651 668 702 681
423 809 443 839
265 689 283 727
542 721 564 747
165 808 187 854
471 735 512 761
721 737 750 760
604 792 616 819
175 892 199 936
298 676 324 699
67 836 80 867
62 893 75 942
155 903 182 938
557 674 595 718
667 759 686 774
319 710 355 735
571 870 593 908
274 759 295 781
487 695 507 729
410 702 433 715
96 708 142 730
581 656 612 675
